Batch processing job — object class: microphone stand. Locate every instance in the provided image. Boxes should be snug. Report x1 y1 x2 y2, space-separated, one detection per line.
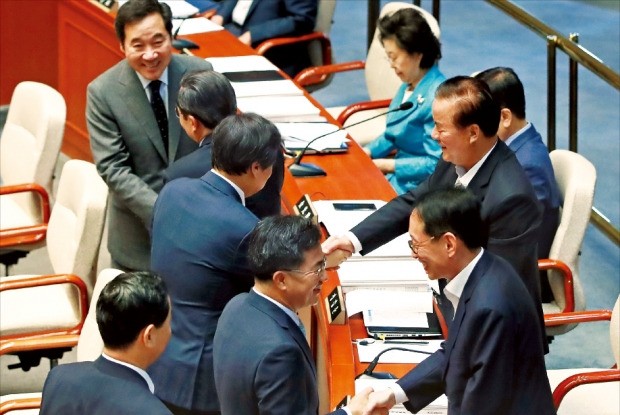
357 346 432 380
172 14 200 51
288 101 415 178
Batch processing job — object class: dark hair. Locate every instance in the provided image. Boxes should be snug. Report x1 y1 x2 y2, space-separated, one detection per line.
96 271 169 350
475 67 526 119
435 76 500 138
378 8 441 69
211 113 282 175
248 215 322 281
115 0 173 45
415 187 488 250
177 70 237 129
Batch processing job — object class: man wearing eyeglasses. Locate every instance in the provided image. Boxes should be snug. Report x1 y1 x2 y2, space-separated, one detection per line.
364 187 554 415
149 113 282 415
213 215 382 415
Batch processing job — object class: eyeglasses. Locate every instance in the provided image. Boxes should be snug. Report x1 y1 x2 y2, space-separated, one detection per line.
285 257 327 279
174 106 183 119
408 236 436 255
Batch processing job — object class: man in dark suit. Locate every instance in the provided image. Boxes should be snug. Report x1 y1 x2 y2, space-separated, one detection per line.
363 188 554 415
475 67 561 301
214 215 379 415
324 76 545 341
149 113 282 415
164 69 284 218
210 0 317 77
40 272 172 415
87 0 212 271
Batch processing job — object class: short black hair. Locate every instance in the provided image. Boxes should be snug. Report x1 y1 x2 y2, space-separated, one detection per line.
177 70 237 129
211 113 282 175
96 271 169 350
415 187 488 250
435 76 500 138
247 215 322 281
378 7 441 69
115 0 173 45
475 67 526 119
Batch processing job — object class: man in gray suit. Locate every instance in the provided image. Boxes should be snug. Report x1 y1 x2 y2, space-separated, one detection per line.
87 0 212 271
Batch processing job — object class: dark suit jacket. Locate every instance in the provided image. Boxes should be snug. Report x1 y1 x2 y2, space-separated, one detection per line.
163 136 285 218
87 55 212 270
148 171 258 411
218 0 317 76
508 123 561 259
213 290 346 415
40 356 172 415
398 251 554 415
352 140 544 315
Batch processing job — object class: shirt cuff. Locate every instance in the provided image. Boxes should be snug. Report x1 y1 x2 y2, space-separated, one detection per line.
341 406 352 415
390 384 408 405
345 231 362 253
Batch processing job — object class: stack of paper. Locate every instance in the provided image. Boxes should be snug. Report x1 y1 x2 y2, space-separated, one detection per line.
236 95 323 122
206 55 303 98
172 17 223 35
313 200 412 258
336 258 428 291
276 122 349 152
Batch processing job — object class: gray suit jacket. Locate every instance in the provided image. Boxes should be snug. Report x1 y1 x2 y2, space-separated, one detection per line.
87 55 212 270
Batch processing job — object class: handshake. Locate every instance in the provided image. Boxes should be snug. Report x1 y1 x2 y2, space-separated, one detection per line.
346 387 398 415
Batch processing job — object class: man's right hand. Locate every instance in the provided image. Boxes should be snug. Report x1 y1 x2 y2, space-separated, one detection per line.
322 235 355 255
363 389 396 415
210 15 224 26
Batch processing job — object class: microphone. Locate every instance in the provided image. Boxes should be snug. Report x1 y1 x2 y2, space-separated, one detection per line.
289 101 415 178
357 346 432 380
172 14 200 51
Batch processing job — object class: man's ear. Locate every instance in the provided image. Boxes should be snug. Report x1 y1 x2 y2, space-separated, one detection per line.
443 232 458 257
141 324 157 348
119 42 125 54
273 270 288 290
468 124 481 144
188 115 200 133
500 108 512 129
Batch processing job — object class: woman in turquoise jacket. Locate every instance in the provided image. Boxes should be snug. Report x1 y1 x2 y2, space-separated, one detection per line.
364 7 445 194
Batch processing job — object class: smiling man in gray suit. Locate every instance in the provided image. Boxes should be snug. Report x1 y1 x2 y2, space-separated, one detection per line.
87 0 212 271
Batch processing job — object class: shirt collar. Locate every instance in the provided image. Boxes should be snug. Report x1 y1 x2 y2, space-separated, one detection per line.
211 169 245 206
504 122 531 147
101 352 155 394
253 288 302 327
136 68 169 91
454 141 497 187
443 248 484 313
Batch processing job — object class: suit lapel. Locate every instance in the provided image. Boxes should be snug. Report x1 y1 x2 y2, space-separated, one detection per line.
167 56 186 161
247 291 316 378
441 252 491 378
466 139 508 196
118 62 168 162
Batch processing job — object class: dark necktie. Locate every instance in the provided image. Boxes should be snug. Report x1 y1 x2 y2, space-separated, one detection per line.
436 279 455 328
148 80 168 154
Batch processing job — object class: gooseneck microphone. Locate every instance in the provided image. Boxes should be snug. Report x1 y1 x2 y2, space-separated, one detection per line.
357 346 432 380
289 101 415 178
172 14 200 51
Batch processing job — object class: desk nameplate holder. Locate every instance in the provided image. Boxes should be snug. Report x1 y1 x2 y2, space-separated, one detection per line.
325 285 345 325
293 194 318 225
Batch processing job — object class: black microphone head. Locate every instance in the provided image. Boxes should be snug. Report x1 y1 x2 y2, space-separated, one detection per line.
399 101 414 110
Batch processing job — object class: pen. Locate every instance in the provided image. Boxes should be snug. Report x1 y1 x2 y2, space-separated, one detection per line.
383 340 429 345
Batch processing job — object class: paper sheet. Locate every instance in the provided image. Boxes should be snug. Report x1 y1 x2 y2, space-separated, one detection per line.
231 79 302 98
277 122 349 151
355 378 447 414
206 55 280 73
346 288 433 316
172 17 223 34
356 339 443 363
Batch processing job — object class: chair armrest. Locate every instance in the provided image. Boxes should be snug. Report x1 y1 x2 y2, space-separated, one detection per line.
337 99 392 125
255 31 331 55
0 183 51 249
553 369 620 410
544 309 612 327
295 60 365 87
0 274 89 342
0 396 42 414
0 334 79 356
0 183 51 223
539 258 575 313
